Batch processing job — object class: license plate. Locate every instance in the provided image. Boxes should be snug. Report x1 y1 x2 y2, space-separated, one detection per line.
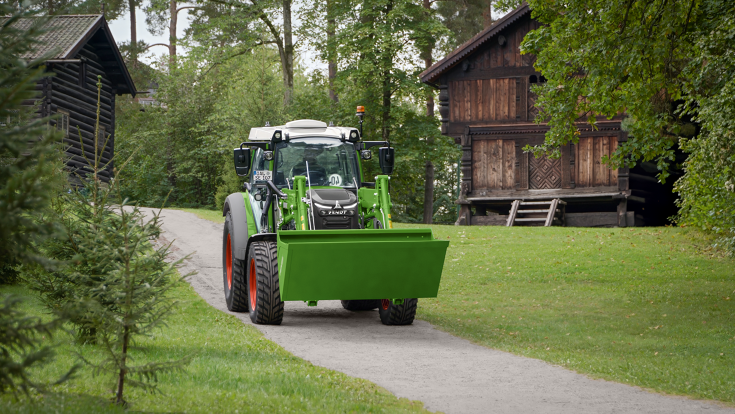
253 170 272 182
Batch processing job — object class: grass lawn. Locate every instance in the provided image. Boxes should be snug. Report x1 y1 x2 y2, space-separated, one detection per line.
125 208 735 404
399 223 734 404
0 283 428 413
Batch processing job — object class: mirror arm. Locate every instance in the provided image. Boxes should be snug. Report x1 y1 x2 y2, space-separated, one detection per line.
266 180 288 199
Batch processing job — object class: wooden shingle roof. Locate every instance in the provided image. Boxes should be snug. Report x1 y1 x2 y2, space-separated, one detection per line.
420 3 531 85
3 14 136 95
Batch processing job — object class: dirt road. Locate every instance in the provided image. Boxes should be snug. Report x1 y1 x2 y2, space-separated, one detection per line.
144 208 732 414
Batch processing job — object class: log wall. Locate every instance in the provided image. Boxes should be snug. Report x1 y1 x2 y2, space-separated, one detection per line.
48 43 115 182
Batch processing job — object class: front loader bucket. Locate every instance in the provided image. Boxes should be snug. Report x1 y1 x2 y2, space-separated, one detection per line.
276 229 449 301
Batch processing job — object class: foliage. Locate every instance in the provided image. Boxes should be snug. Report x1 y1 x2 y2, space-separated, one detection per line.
0 4 75 396
409 223 735 403
675 7 735 253
0 5 64 283
493 0 735 251
0 295 75 397
26 77 189 404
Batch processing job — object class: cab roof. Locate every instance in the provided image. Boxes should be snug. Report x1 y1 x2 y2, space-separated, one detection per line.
248 119 358 141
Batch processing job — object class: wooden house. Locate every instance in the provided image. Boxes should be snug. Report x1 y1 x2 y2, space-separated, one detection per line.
420 4 677 227
12 14 137 183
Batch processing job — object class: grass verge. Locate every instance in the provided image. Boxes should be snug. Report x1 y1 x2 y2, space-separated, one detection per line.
401 223 734 404
0 282 428 413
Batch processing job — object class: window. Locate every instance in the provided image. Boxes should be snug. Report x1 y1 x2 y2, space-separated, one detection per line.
57 110 69 137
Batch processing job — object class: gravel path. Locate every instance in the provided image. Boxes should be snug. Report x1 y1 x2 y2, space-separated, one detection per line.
143 207 733 414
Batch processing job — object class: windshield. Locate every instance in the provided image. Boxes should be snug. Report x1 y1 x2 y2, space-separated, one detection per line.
274 138 359 189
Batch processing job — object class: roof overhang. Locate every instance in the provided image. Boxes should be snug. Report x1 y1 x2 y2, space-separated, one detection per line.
420 3 531 85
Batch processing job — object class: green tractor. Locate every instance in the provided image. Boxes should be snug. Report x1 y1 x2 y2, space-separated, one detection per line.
222 117 449 325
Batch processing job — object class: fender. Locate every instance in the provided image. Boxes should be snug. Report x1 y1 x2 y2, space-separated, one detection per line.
223 193 251 261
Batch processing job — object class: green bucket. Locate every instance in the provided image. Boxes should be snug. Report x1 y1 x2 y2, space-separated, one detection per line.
276 229 449 302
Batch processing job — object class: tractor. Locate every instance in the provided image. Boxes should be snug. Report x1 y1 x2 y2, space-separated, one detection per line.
222 114 449 325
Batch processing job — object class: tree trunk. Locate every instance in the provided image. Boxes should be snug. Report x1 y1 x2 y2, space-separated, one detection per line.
282 0 294 105
129 0 138 66
422 0 435 224
327 0 338 103
381 0 394 142
47 0 54 14
169 0 177 58
115 325 130 405
483 1 493 29
423 160 435 224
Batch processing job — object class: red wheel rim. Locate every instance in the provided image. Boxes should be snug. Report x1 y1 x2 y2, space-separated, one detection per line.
381 299 390 310
249 258 257 310
226 234 233 290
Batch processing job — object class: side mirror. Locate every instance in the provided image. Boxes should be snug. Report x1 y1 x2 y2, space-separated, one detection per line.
378 147 394 175
234 147 251 176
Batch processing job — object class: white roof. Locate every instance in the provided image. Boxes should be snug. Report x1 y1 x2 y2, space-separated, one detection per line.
247 119 358 141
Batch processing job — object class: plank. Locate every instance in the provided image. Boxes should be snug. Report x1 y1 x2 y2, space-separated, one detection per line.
508 79 516 121
577 137 589 187
476 80 484 121
514 25 522 67
601 135 610 185
499 79 509 120
488 80 494 120
503 140 515 189
594 136 604 186
489 140 500 189
504 34 512 67
610 138 618 183
472 139 485 189
561 143 571 188
464 82 472 122
519 149 529 189
470 80 479 121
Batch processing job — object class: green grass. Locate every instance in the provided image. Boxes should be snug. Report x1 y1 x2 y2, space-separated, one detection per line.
395 223 734 404
0 283 428 413
130 208 735 404
174 207 225 223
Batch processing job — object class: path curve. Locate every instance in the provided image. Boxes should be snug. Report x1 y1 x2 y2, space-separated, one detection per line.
144 208 732 414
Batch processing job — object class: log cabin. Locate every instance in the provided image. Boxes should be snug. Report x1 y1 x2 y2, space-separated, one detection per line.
420 3 678 227
10 14 137 183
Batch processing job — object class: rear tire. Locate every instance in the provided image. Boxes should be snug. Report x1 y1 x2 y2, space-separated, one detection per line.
378 298 417 325
223 212 248 312
246 241 284 325
341 300 380 311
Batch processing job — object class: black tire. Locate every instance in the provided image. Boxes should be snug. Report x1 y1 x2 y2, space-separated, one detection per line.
341 300 380 311
223 212 248 312
378 298 417 325
246 241 284 325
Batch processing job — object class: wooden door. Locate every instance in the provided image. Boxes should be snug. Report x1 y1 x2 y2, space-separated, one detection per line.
529 153 562 189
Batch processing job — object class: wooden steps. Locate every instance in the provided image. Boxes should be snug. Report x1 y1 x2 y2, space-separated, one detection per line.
506 199 567 227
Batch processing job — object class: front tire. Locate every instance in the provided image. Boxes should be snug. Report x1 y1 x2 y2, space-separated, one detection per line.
223 212 248 312
378 298 417 325
246 241 284 325
341 300 380 311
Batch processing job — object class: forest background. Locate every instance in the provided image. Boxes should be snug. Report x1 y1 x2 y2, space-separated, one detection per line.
11 0 735 243
54 0 505 224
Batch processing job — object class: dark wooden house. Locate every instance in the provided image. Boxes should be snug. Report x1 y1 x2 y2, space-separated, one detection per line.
13 14 137 183
420 4 677 227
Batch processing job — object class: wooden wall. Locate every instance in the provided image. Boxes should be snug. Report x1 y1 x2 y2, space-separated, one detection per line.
472 139 516 190
48 43 115 182
575 136 618 187
450 79 524 122
470 136 619 193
